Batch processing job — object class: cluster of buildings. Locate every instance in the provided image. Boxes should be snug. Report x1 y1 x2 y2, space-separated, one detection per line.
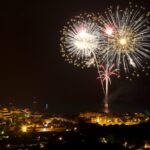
0 107 77 134
79 112 150 126
0 107 31 122
0 106 150 135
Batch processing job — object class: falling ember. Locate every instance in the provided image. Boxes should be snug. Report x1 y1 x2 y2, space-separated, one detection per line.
129 58 136 68
86 58 95 67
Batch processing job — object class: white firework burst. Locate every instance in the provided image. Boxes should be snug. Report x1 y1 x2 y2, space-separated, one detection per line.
60 13 104 68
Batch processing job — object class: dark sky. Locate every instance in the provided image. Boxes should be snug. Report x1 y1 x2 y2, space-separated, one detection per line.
0 0 150 113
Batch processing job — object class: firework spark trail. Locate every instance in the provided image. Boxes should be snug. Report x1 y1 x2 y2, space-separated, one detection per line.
97 64 119 112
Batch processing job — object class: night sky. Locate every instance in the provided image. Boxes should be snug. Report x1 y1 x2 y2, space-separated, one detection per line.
0 0 150 113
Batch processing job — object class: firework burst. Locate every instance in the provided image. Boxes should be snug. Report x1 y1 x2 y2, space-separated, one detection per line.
60 13 105 68
98 4 150 74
